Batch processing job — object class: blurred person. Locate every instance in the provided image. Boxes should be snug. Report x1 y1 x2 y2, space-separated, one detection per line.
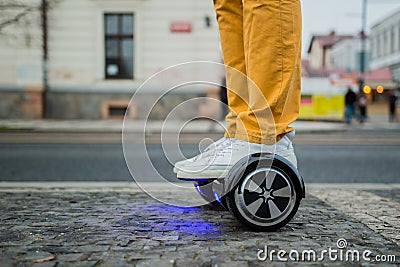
345 87 357 124
358 93 367 123
175 0 301 178
388 90 398 123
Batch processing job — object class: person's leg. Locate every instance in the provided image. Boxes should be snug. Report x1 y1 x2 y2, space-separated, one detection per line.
173 0 247 173
351 106 355 122
345 106 350 123
389 105 395 122
175 0 301 178
235 0 302 144
213 0 249 138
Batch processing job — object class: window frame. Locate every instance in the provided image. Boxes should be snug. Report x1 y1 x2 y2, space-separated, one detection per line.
104 13 134 80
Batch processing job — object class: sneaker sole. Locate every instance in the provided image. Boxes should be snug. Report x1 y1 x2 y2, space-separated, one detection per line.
176 169 229 180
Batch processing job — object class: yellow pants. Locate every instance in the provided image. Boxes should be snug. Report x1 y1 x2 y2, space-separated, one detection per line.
214 0 302 144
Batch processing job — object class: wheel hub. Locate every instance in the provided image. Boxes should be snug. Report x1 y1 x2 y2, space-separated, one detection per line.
261 189 274 201
234 167 297 227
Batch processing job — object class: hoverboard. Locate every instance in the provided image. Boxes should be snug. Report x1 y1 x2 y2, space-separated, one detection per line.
178 153 305 231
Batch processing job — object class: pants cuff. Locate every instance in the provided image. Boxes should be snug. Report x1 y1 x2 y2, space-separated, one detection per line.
234 130 277 144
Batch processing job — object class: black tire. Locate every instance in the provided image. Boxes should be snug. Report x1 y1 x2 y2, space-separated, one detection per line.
226 161 302 231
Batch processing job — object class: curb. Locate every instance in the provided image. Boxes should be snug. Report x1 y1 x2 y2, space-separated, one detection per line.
0 120 348 134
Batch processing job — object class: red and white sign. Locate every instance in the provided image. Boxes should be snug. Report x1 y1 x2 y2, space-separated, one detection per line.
170 22 192 33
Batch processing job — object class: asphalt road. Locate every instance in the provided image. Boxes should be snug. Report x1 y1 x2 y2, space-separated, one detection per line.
0 130 399 183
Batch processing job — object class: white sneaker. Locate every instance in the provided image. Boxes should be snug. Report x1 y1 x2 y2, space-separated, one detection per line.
176 131 297 179
173 137 231 173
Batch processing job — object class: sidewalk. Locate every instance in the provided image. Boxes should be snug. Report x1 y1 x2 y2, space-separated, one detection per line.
1 117 399 134
0 119 366 133
0 182 398 266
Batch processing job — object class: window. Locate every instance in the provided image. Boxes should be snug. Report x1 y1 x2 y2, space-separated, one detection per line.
104 13 134 79
382 31 389 56
397 24 400 51
370 37 375 59
391 26 395 54
377 34 382 58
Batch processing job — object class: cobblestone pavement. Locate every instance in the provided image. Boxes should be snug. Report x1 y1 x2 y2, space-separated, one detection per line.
0 183 399 267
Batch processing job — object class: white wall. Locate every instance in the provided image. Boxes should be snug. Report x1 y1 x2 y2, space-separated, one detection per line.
48 0 98 87
309 41 324 69
331 38 370 72
0 0 42 87
0 0 221 92
370 10 400 71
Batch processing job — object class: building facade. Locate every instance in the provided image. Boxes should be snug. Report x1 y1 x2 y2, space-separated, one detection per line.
370 9 400 82
307 32 354 70
331 38 370 73
0 0 221 119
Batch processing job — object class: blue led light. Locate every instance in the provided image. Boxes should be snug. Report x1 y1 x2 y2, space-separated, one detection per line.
214 192 222 204
195 184 201 194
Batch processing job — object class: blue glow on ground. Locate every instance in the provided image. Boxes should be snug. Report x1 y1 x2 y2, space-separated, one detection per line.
142 204 200 214
139 204 222 237
178 221 221 237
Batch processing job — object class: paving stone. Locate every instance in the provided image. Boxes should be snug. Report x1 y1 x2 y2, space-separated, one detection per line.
15 251 54 262
31 262 56 267
0 186 399 266
152 235 180 241
213 260 249 267
55 253 89 262
56 261 98 267
96 260 132 267
135 259 175 267
71 245 110 253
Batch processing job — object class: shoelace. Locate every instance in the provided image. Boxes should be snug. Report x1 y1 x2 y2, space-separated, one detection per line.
201 137 292 158
214 140 287 157
193 138 230 160
203 138 225 152
215 141 245 156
